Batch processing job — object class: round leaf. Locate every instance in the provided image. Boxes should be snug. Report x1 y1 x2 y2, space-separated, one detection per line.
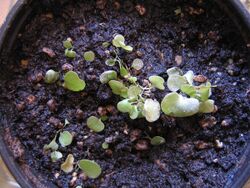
128 85 141 99
167 75 187 91
151 136 166 146
59 131 73 147
84 51 95 62
132 59 144 70
143 99 161 122
61 154 74 173
105 59 116 66
161 92 200 117
65 49 76 58
45 69 59 84
112 34 125 47
102 142 109 149
99 70 117 84
63 40 73 49
117 99 133 113
51 151 63 162
149 75 165 90
166 67 183 76
64 71 86 92
199 99 215 113
87 116 105 132
78 159 102 179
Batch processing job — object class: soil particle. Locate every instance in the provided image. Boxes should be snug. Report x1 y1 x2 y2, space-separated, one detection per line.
135 140 149 151
42 47 56 58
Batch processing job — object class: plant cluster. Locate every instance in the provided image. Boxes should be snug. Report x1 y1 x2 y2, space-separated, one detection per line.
100 34 216 122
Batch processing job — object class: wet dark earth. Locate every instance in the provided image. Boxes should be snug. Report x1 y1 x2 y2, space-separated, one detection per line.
0 0 250 187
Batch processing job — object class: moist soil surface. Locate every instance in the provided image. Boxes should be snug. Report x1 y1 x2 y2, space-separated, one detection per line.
0 0 250 187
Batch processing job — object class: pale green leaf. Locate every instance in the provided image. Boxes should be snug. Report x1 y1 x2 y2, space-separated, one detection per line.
132 59 144 70
128 85 141 99
167 75 187 91
108 80 128 98
63 40 73 49
143 99 161 122
51 151 63 162
117 99 133 113
87 116 105 132
99 70 117 84
112 34 125 47
181 84 196 97
102 142 109 149
129 106 139 119
120 66 129 77
161 92 200 117
83 51 95 62
199 99 215 113
65 49 76 58
78 159 102 179
59 131 73 147
64 71 86 92
166 67 183 76
105 59 116 66
45 69 59 84
183 70 194 85
44 135 59 151
149 75 165 90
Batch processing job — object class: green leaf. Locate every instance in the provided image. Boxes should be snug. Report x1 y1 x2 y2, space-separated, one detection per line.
143 99 161 122
105 59 116 66
102 42 110 48
112 34 125 47
64 71 86 92
128 85 141 99
83 51 95 62
128 76 137 83
87 116 105 132
166 67 183 76
167 75 187 91
129 105 139 119
78 159 102 179
120 66 130 77
59 131 73 147
63 40 73 49
61 154 74 173
117 99 133 113
99 70 117 84
102 142 109 149
100 115 108 121
132 58 144 70
196 82 212 102
108 80 128 98
51 151 63 162
45 69 59 84
199 99 215 113
121 44 133 52
149 75 165 90
183 70 194 85
181 84 196 97
150 136 166 146
44 135 58 151
65 49 76 58
161 92 200 117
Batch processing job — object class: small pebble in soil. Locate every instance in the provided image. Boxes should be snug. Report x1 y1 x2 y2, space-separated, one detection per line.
76 109 84 120
135 140 149 151
215 139 224 149
154 159 166 170
96 0 107 10
130 129 142 142
105 149 113 157
199 116 217 129
16 102 25 111
42 47 56 58
98 106 107 116
62 63 74 71
175 55 182 66
48 117 63 128
113 1 121 10
221 119 232 127
29 72 43 83
54 173 60 179
193 75 207 83
20 60 29 69
194 140 212 150
26 95 36 104
106 105 117 115
47 99 57 112
135 5 146 16
136 50 143 57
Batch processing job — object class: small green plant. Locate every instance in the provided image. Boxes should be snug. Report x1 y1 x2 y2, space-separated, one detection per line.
59 131 73 147
64 71 86 92
51 151 63 162
63 38 76 58
150 136 166 146
87 116 105 132
78 159 102 179
112 34 133 52
83 51 95 62
45 69 59 84
44 135 59 151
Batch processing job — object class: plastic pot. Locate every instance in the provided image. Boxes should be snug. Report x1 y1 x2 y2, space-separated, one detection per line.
0 0 249 188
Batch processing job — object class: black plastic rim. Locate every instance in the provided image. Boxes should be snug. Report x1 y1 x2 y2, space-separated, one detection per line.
0 1 250 188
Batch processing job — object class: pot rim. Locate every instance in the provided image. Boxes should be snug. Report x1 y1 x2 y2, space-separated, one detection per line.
0 1 250 188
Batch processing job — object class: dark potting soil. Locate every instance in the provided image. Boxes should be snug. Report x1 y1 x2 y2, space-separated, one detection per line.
0 0 249 187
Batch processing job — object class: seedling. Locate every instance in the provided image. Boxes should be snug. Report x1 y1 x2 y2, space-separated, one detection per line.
45 69 59 84
112 34 133 52
51 151 63 162
78 159 102 179
44 135 59 151
59 131 73 147
63 39 73 49
149 76 165 90
65 49 76 58
64 71 86 92
61 154 74 173
84 51 95 62
87 116 105 132
150 136 166 146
